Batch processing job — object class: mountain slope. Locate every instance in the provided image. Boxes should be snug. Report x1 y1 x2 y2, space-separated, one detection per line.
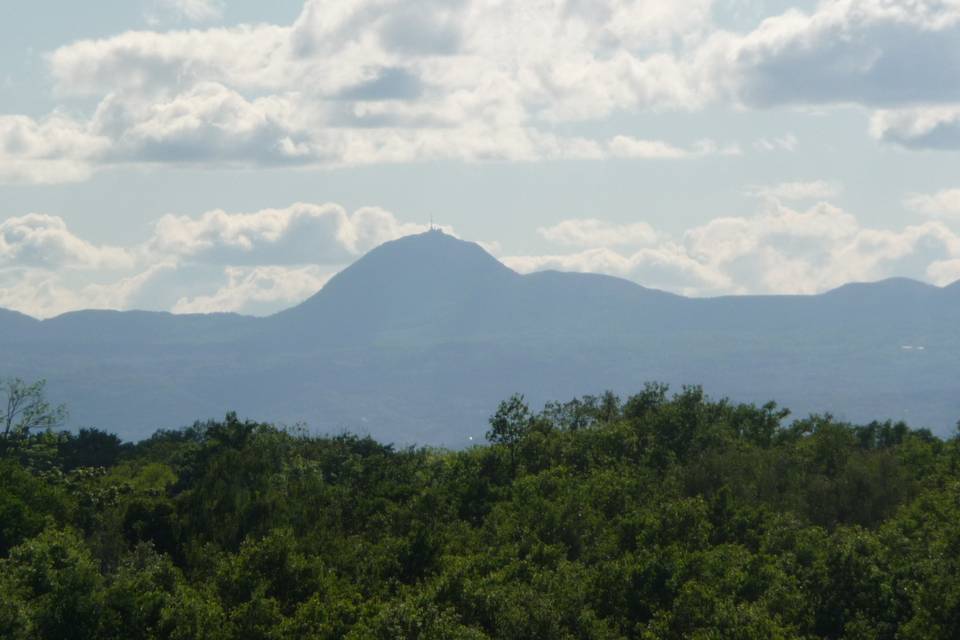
0 307 39 341
273 231 686 346
273 230 520 342
3 230 958 444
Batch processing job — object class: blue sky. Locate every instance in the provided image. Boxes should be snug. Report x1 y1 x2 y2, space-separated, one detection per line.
2 0 960 317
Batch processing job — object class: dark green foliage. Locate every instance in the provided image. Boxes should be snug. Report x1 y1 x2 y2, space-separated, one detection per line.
1 528 103 640
486 394 533 470
0 460 69 555
2 386 960 638
58 428 127 471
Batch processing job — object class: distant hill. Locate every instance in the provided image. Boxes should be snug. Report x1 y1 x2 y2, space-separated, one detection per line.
2 230 958 444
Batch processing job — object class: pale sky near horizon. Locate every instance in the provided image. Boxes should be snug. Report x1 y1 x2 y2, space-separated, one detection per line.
2 0 960 318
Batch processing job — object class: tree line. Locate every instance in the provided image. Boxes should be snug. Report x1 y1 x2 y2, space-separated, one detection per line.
1 379 960 638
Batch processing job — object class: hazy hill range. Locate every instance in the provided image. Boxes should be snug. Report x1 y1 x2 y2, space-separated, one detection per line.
4 230 959 444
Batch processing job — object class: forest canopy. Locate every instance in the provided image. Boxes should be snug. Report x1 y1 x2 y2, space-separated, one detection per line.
1 383 959 639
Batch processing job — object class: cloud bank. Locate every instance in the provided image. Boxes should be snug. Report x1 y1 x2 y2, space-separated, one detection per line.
510 197 960 296
0 203 431 318
5 0 960 183
905 188 960 219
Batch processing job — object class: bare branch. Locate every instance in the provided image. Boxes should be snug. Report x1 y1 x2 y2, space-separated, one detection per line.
0 378 67 440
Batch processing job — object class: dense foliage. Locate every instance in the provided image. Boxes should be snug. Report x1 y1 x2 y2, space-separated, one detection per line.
2 384 960 639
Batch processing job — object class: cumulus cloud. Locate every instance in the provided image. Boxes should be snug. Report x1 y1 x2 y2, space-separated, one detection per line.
91 83 312 166
11 0 957 181
20 0 730 177
0 202 433 318
608 136 740 159
47 0 713 118
871 106 960 149
927 258 960 286
0 0 954 180
0 115 107 184
509 201 960 296
69 0 959 113
0 214 133 270
904 188 960 219
84 86 739 168
48 25 292 98
504 244 730 294
172 265 332 314
699 0 960 145
0 0 960 183
149 203 425 265
717 0 960 109
4 198 960 318
0 262 175 319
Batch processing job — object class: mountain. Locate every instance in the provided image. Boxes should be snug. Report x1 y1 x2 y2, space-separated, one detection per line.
0 307 39 340
3 230 959 444
274 229 521 343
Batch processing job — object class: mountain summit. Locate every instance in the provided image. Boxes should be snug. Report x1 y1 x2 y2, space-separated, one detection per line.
295 231 516 306
2 232 959 444
276 229 683 343
277 230 519 340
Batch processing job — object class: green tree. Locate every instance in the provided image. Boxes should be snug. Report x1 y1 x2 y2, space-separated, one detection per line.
486 394 532 469
99 542 181 640
0 459 69 554
1 528 103 640
1 379 67 442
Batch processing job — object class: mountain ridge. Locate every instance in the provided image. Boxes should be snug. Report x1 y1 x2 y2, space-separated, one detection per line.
2 230 958 444
4 230 957 324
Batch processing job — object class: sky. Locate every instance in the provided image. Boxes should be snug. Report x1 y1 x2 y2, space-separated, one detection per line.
2 0 960 318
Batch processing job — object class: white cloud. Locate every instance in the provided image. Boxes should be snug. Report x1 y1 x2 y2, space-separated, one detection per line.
700 1 960 146
48 0 713 117
2 88 733 174
608 136 740 159
0 269 91 319
77 262 179 308
0 214 133 270
148 202 426 265
91 83 312 166
172 265 332 314
0 115 108 184
0 262 175 319
83 85 738 168
28 0 960 180
753 133 798 152
715 1 960 109
48 25 292 98
904 188 960 219
0 202 435 318
0 0 960 183
505 201 960 296
504 244 730 295
3 198 960 318
871 106 960 149
927 258 960 285
28 0 730 176
7 0 959 180
746 180 841 201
